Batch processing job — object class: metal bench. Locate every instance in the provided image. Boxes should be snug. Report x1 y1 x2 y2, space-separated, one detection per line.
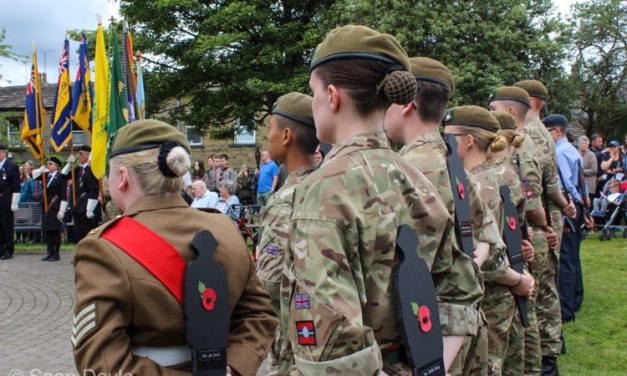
14 202 43 241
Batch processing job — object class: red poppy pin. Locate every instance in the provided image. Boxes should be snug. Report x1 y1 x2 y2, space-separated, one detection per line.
508 216 517 230
456 178 465 200
197 281 217 311
411 302 433 333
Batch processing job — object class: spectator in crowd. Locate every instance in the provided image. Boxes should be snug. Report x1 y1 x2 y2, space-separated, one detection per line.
256 150 279 206
590 133 604 178
217 179 240 223
209 154 236 190
593 178 623 222
236 164 254 205
19 160 41 203
578 135 597 203
204 155 218 191
191 160 205 181
190 180 219 209
622 134 627 168
600 140 624 182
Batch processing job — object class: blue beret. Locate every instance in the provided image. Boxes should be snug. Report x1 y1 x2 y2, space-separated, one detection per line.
542 114 568 128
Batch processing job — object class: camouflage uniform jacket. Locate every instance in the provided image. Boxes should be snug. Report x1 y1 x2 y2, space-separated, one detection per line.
516 136 544 216
257 165 317 285
400 130 486 337
283 131 453 374
525 116 561 199
491 156 525 224
469 161 509 282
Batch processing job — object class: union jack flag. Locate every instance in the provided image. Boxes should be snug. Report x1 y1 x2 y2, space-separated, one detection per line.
294 294 310 310
21 49 45 159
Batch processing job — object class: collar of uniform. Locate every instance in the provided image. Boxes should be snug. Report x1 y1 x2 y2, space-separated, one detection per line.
469 160 492 174
284 164 317 187
400 128 442 156
325 131 390 162
123 193 189 217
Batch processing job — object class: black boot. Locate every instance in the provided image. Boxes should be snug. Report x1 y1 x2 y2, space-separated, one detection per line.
42 250 52 261
541 356 559 376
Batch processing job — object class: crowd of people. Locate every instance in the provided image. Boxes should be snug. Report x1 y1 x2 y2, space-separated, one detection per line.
0 23 625 376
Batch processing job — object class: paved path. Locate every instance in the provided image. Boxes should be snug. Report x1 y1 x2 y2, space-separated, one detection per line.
0 252 269 376
0 253 76 376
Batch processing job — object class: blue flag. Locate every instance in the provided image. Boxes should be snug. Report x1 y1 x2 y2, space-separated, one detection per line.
71 33 92 133
21 49 46 160
50 39 72 152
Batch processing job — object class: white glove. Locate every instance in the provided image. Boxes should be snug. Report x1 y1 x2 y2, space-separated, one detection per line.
86 198 98 219
32 165 46 179
57 200 68 222
11 193 20 211
67 154 76 163
62 155 75 175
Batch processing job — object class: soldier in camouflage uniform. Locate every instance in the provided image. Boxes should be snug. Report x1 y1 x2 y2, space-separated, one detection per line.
282 25 454 374
489 110 536 374
444 106 536 376
489 87 559 375
384 57 492 375
515 80 576 376
256 92 319 375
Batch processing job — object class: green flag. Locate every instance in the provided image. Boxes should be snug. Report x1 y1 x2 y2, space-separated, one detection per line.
107 28 128 140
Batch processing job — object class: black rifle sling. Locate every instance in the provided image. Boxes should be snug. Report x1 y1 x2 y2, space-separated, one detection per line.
444 133 474 257
499 185 530 327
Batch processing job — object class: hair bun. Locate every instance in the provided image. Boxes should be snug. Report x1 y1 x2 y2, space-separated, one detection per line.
377 70 417 105
490 133 508 153
166 146 191 178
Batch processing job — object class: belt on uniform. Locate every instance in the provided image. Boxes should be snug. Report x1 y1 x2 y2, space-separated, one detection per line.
132 345 191 366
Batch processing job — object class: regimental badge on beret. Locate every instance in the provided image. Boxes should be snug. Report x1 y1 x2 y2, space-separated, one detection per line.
443 109 454 123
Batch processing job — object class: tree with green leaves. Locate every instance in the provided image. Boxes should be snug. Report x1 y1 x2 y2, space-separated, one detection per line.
120 0 333 138
568 0 626 138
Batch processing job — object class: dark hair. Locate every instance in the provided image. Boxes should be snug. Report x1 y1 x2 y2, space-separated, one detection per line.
192 160 205 179
221 154 229 161
414 81 451 123
276 116 319 155
591 133 602 142
314 59 416 116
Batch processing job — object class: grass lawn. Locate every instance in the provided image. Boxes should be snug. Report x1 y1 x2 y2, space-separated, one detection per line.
558 234 626 375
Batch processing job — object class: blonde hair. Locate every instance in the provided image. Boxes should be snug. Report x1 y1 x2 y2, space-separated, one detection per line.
498 129 525 149
460 127 507 153
110 146 190 195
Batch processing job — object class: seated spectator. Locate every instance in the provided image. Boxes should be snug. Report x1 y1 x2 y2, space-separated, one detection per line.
217 180 240 223
190 180 219 209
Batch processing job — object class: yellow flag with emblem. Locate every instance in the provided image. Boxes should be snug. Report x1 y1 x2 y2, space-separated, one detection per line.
91 22 109 179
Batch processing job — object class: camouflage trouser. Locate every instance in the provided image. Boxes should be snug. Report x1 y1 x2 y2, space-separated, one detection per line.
262 279 292 375
549 205 563 257
535 207 563 357
449 317 488 376
482 284 517 376
503 315 525 375
524 228 546 375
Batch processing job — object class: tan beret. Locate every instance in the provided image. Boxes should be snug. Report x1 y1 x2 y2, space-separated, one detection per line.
310 25 410 71
409 57 455 95
443 105 500 133
514 80 548 100
110 119 189 157
489 86 531 107
491 110 516 130
272 92 314 128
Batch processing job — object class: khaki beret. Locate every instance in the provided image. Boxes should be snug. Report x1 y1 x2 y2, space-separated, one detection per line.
409 57 455 95
443 105 500 133
515 80 548 100
491 110 516 130
489 86 531 107
310 25 410 71
110 119 189 158
272 92 314 128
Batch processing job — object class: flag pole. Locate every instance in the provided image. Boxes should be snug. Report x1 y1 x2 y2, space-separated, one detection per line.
70 141 76 207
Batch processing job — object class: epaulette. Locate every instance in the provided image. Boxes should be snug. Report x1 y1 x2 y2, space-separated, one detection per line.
87 215 125 238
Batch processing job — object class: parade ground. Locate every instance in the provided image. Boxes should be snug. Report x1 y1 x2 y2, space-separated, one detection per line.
0 237 624 376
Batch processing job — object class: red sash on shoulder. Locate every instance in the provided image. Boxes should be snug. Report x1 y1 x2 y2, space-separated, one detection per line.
102 217 186 304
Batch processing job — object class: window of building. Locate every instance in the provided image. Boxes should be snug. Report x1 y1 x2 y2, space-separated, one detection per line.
7 118 21 147
186 125 203 146
234 118 256 145
72 129 88 145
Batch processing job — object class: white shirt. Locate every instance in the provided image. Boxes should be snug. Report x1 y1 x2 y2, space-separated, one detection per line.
191 190 219 209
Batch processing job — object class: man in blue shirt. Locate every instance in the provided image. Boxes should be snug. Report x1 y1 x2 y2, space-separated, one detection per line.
544 114 585 324
256 150 279 206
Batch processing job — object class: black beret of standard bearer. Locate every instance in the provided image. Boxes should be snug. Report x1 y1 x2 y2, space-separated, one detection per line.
272 92 315 128
515 80 549 100
542 114 569 129
489 86 531 107
47 156 62 166
491 110 516 130
443 105 500 133
409 57 455 95
77 145 91 153
110 119 190 158
310 25 411 71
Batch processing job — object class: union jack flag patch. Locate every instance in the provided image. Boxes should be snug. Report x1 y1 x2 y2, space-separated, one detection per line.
294 294 310 310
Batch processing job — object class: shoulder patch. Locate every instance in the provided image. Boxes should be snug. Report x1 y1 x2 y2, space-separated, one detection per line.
71 302 97 347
